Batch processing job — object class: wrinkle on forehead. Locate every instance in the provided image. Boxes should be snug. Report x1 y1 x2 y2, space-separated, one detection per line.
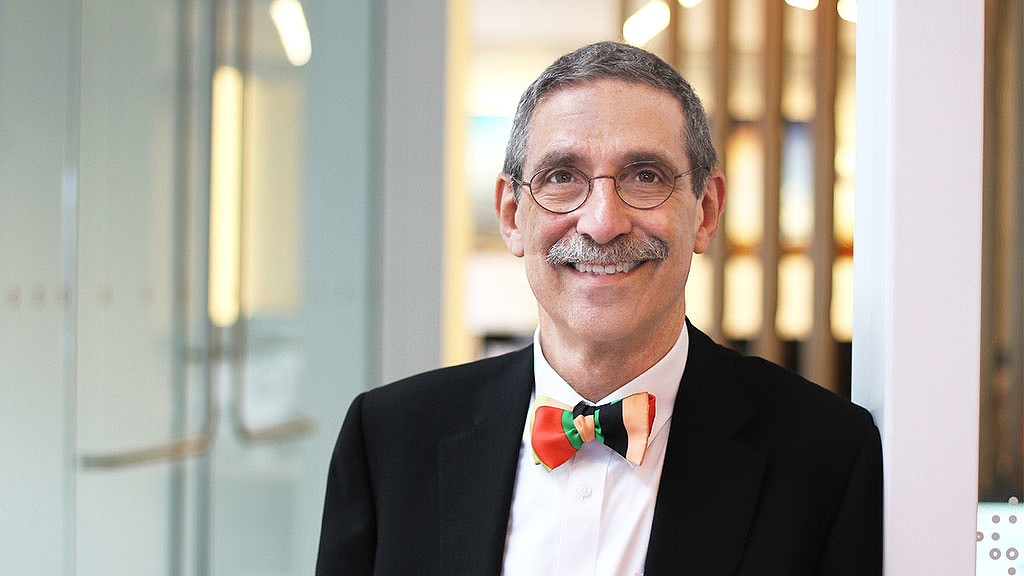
523 79 689 175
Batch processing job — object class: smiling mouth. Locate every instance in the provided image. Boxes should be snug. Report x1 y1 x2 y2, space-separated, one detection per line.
570 261 644 275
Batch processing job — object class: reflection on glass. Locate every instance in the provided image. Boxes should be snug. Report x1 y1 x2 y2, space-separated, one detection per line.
776 253 812 340
724 254 762 340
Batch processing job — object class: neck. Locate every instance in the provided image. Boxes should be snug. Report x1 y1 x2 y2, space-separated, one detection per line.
538 314 686 403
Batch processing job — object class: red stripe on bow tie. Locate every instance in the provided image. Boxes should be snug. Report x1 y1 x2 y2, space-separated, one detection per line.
531 403 578 470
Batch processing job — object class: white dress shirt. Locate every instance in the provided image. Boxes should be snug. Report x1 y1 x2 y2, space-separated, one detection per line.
501 323 689 576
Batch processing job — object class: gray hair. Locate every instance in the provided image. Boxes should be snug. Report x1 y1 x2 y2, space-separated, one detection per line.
503 41 717 201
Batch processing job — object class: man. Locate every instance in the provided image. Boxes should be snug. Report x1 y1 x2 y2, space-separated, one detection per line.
317 41 882 576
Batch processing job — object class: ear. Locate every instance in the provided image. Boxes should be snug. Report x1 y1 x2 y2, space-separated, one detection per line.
693 168 726 254
495 174 524 257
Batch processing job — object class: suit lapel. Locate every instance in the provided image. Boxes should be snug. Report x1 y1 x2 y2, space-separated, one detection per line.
438 346 533 575
645 323 766 576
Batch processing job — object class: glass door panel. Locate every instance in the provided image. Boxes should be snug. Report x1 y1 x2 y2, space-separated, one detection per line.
208 1 377 574
75 0 211 574
67 0 376 574
210 2 314 574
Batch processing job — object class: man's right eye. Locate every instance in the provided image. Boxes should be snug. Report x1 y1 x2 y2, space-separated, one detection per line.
546 169 577 185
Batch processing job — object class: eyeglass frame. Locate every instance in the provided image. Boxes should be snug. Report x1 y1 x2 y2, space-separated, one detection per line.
510 161 707 214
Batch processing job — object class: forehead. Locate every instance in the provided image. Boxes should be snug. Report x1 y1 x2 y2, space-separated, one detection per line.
524 79 688 171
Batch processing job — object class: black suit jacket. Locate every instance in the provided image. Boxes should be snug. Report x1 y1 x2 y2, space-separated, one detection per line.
316 323 882 575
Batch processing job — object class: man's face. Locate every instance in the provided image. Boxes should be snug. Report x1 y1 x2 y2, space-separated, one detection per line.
496 79 724 351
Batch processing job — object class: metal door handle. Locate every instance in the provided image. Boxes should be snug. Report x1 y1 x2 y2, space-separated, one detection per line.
78 428 214 468
80 348 217 469
232 412 315 444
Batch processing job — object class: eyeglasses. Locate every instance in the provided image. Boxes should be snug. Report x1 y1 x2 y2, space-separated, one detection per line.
511 161 705 214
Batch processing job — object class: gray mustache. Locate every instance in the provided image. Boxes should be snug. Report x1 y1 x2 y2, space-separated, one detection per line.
546 233 669 266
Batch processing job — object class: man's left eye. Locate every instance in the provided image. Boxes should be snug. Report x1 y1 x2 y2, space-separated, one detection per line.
634 169 662 183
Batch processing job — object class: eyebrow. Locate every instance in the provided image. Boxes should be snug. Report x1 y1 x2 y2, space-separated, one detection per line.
528 149 684 175
530 150 585 173
620 151 681 171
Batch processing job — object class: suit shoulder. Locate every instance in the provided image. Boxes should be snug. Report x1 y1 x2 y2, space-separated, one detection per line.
687 324 876 440
730 348 877 438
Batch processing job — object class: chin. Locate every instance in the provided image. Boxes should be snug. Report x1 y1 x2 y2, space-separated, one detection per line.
565 308 643 344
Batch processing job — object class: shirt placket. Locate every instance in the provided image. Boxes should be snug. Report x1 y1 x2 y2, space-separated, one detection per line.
558 444 610 576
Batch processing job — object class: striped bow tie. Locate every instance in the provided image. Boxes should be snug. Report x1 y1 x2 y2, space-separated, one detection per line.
530 392 656 471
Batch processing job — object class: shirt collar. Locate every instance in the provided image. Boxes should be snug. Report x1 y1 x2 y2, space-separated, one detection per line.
531 320 688 443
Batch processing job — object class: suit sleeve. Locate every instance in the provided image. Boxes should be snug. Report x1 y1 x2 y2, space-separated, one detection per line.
815 418 883 576
316 393 377 576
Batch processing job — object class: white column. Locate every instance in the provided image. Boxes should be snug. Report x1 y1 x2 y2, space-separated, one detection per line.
853 1 984 574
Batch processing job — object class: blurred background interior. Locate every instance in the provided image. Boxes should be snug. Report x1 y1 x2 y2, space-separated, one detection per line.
1 0 1021 574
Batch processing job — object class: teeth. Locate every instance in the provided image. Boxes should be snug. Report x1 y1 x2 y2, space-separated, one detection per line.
571 261 642 275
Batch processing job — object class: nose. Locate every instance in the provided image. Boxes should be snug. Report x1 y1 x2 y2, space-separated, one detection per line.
574 176 633 245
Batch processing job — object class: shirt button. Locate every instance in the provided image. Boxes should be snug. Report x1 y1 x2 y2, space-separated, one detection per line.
577 484 592 499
